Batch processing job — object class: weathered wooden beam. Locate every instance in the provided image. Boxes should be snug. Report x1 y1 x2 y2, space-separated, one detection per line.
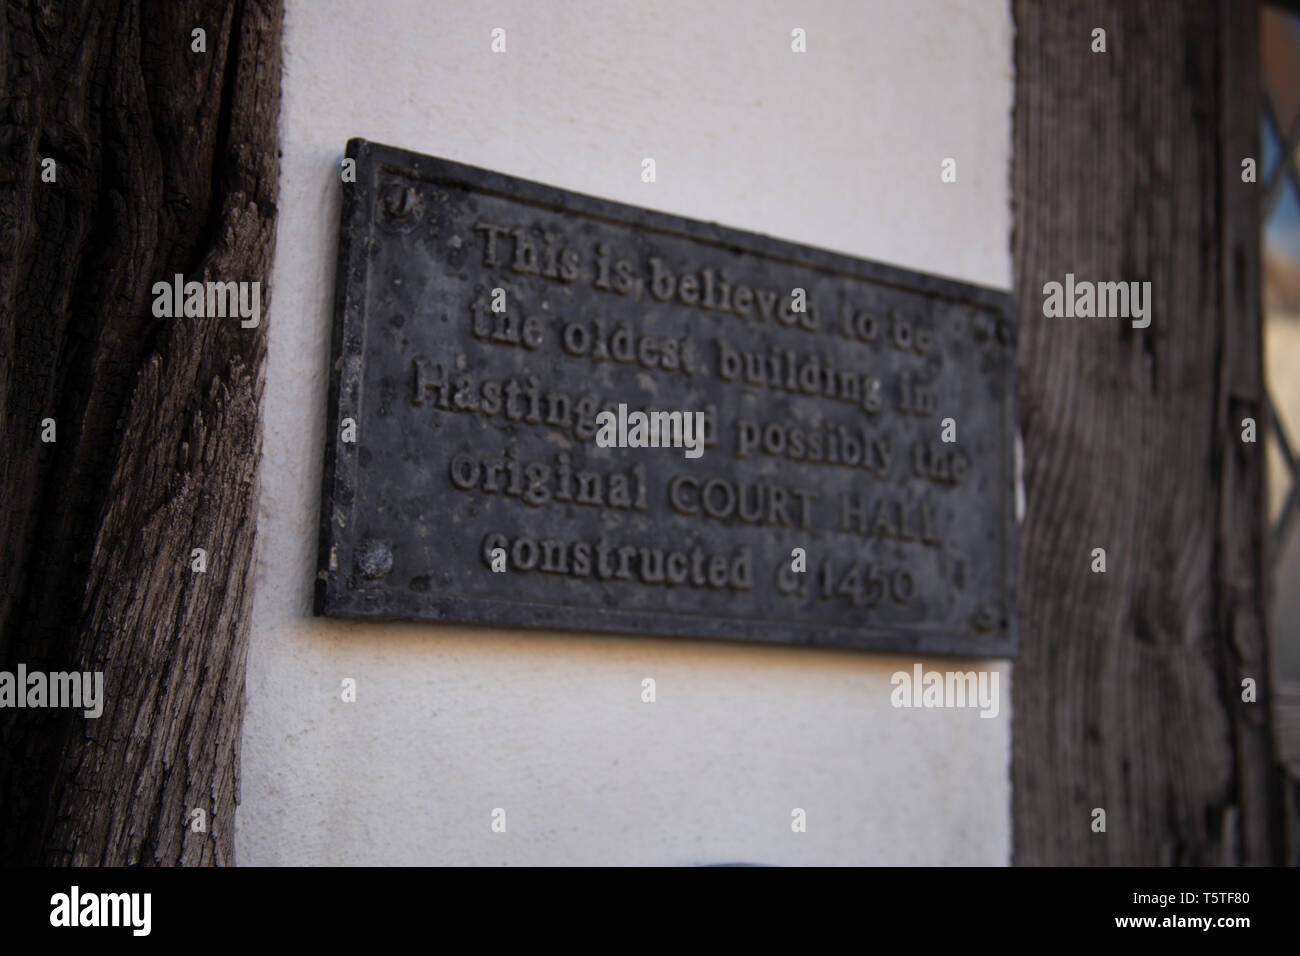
1011 0 1283 864
0 0 283 865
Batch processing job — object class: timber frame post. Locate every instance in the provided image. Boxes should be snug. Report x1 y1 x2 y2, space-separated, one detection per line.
0 0 283 865
1011 0 1284 865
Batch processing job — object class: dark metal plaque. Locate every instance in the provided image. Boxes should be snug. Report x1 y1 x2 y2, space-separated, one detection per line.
316 139 1018 657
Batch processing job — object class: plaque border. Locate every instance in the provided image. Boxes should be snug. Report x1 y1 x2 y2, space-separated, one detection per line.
316 138 1019 658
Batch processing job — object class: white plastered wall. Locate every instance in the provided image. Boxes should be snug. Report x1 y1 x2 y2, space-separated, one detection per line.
238 0 1015 865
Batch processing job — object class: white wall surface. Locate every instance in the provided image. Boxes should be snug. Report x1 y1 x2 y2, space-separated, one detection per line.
238 0 1014 865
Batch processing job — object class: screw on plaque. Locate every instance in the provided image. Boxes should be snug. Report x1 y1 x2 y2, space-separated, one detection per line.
972 314 993 342
357 539 394 580
380 183 421 224
971 607 997 633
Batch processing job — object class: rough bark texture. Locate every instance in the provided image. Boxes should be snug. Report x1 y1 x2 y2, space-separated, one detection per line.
1012 0 1284 864
0 0 282 865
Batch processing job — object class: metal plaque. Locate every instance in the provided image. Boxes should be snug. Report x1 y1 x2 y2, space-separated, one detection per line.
316 139 1018 657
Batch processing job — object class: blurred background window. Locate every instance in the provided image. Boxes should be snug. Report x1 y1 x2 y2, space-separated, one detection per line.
1264 2 1300 686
